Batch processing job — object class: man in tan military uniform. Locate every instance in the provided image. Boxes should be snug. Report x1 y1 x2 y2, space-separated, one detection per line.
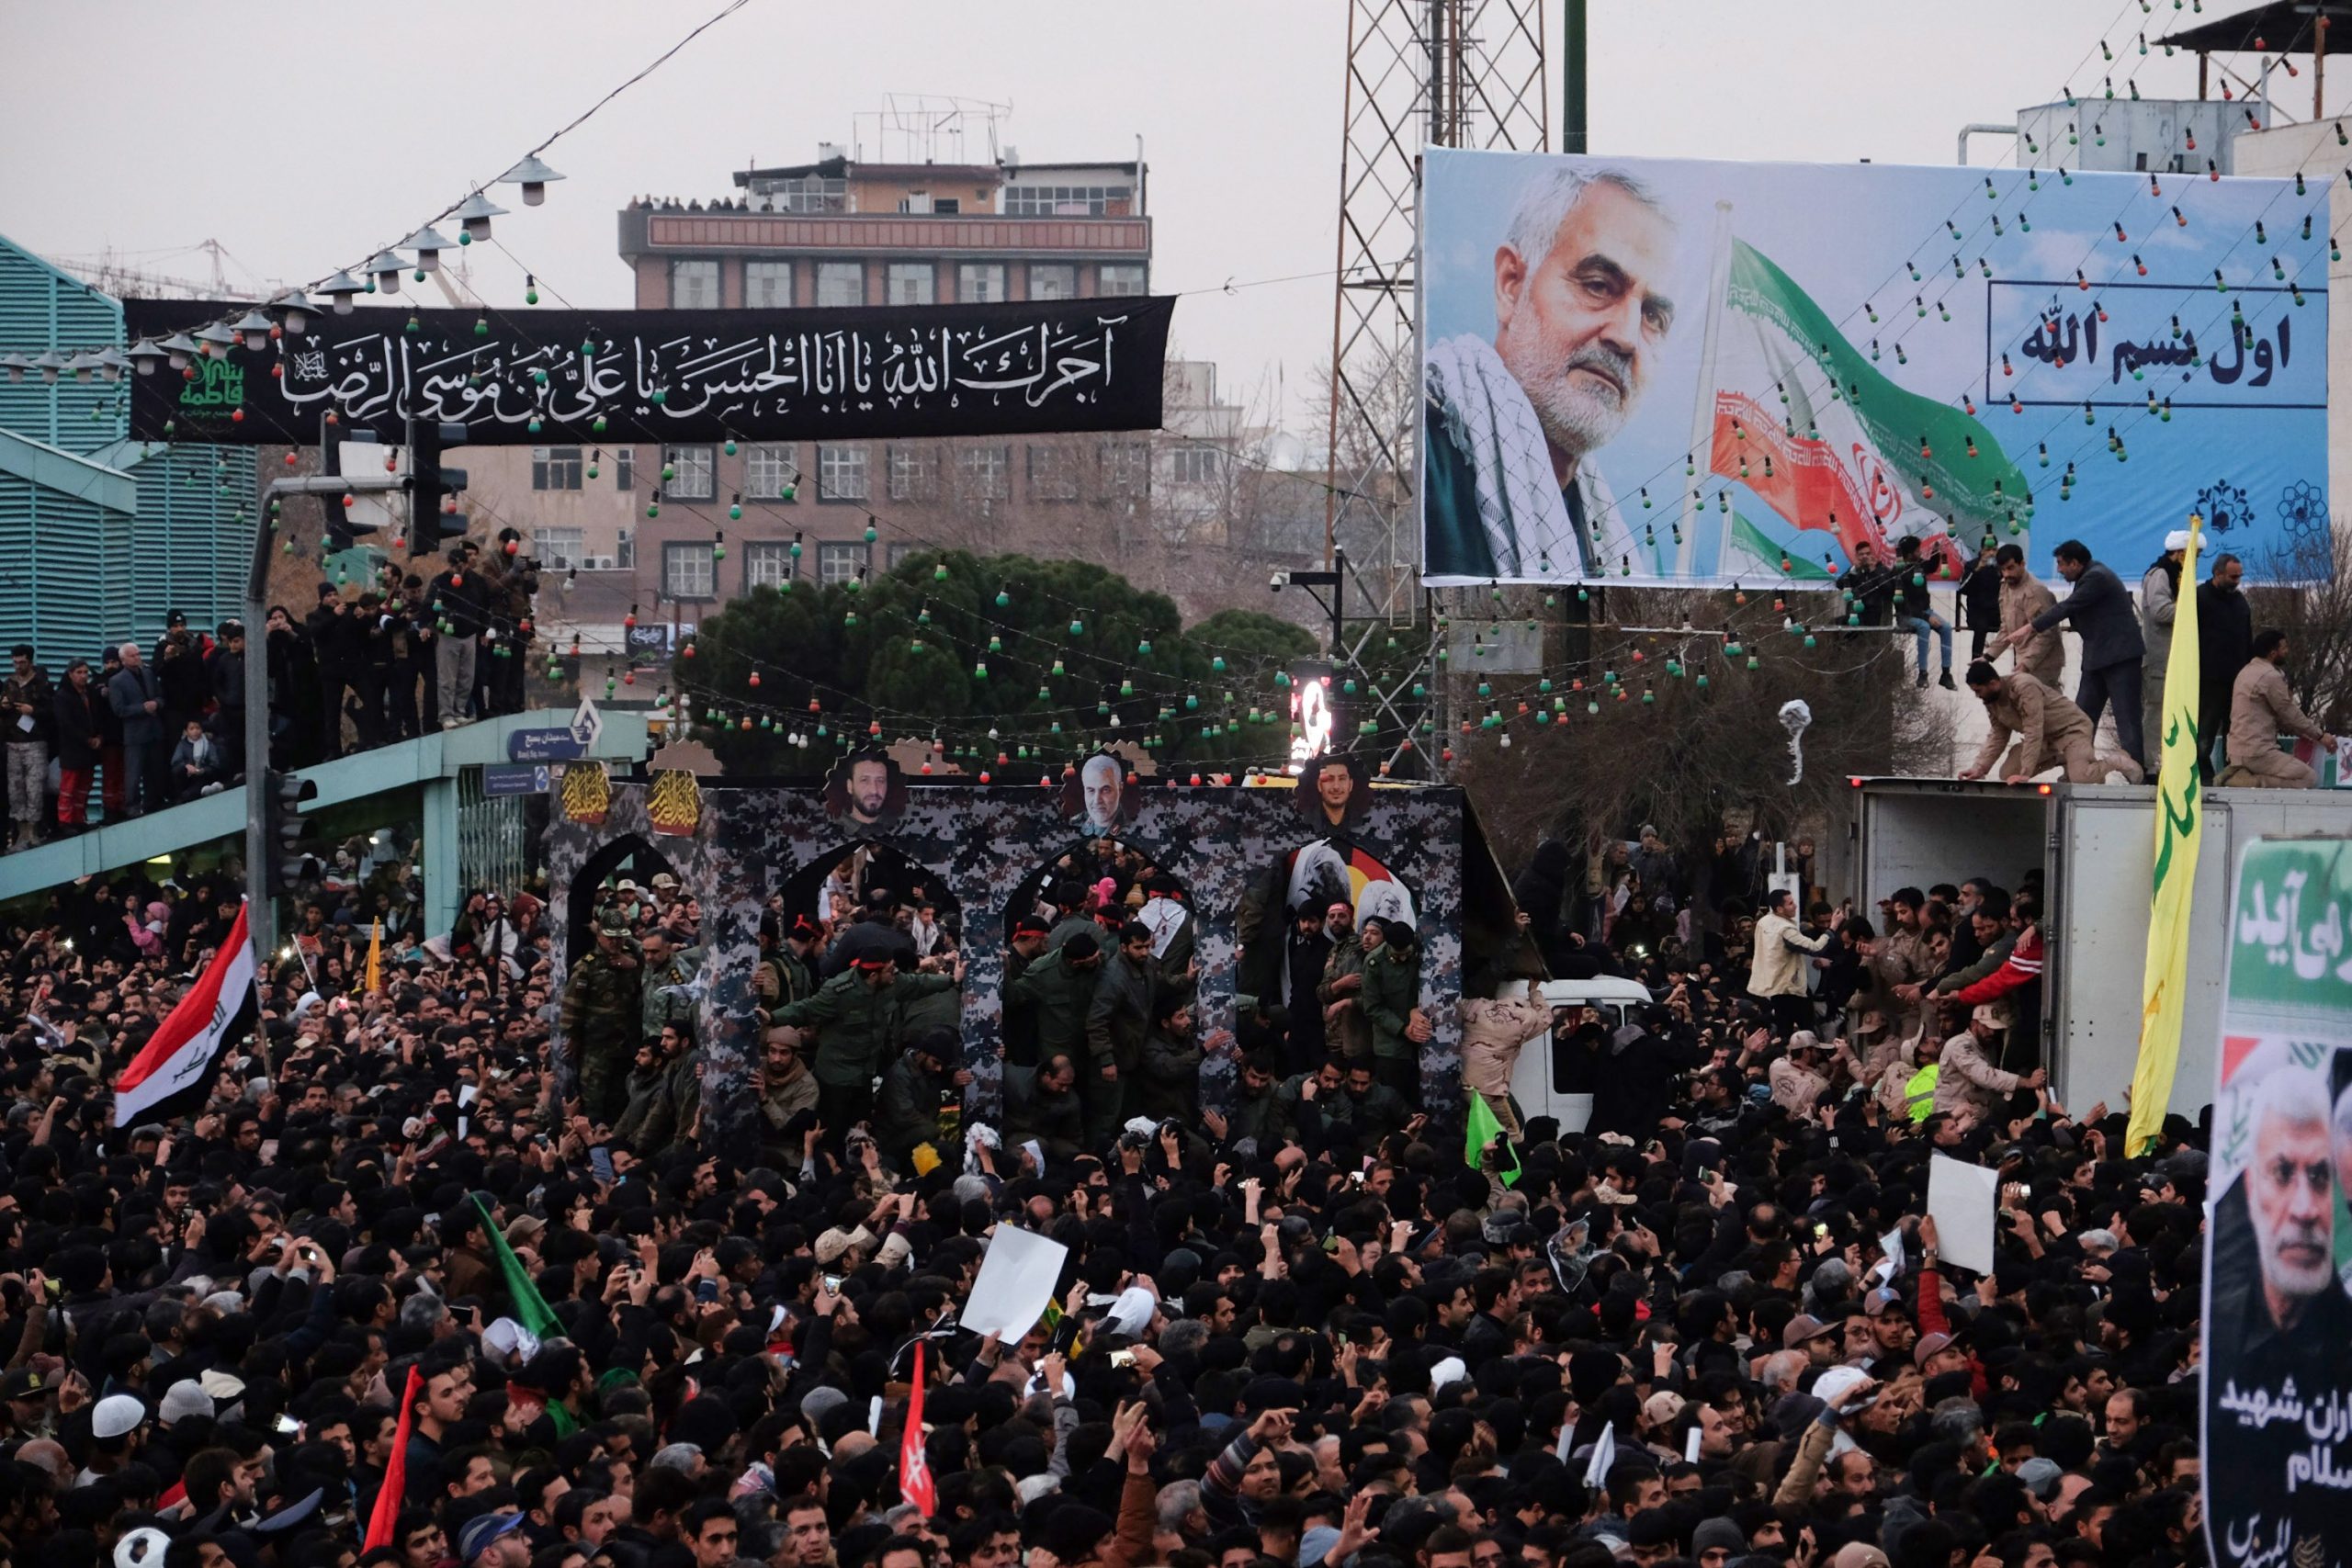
1960 663 2143 784
1995 544 2064 688
2220 629 2335 788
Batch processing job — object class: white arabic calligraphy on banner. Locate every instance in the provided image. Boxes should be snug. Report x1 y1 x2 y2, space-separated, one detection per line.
124 298 1176 446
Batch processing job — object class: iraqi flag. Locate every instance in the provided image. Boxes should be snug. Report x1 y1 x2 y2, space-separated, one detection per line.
1709 238 2027 581
113 901 258 1127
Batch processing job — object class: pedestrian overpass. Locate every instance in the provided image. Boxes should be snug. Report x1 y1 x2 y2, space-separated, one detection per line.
0 707 650 934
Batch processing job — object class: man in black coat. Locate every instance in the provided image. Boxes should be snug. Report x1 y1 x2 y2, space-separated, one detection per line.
305 585 362 760
1995 538 2147 773
2197 552 2254 784
207 622 246 781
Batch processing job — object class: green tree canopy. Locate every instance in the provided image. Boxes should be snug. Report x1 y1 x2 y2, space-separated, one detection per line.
673 549 1324 774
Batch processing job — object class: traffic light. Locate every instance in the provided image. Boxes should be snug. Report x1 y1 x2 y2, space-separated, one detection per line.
265 772 321 891
324 432 382 555
408 420 471 558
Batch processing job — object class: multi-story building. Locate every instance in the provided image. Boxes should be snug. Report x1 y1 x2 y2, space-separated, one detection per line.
0 234 256 664
455 144 1333 661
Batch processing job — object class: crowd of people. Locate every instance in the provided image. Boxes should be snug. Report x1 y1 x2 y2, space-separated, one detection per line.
1 533 540 852
0 802 2222 1568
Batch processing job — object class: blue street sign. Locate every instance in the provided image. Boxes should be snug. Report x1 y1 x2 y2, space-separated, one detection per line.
506 728 585 762
482 763 551 796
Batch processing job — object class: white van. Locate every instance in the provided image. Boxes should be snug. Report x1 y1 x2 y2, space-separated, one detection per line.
1498 976 1657 1134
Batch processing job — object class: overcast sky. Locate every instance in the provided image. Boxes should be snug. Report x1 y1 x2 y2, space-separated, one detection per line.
0 0 2274 433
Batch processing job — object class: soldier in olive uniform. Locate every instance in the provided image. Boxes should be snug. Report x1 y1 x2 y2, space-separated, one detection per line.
753 913 820 1010
1004 931 1102 1071
560 908 644 1126
771 953 961 1132
639 928 703 1044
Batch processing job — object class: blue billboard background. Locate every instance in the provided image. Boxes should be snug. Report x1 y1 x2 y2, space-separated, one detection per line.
1421 148 2331 584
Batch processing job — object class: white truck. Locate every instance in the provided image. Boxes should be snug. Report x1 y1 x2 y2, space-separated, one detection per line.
1845 779 2352 1116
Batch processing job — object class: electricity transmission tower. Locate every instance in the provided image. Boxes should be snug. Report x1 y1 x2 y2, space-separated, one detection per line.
1323 0 1549 770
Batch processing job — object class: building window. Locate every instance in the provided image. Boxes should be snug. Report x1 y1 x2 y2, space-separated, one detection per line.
616 449 635 491
536 526 584 568
819 542 865 585
1004 184 1132 217
957 263 1006 303
1028 265 1077 301
888 445 940 502
745 260 794 310
746 443 798 500
1169 446 1226 485
1102 440 1149 498
887 543 918 571
663 542 716 601
887 263 935 306
663 446 716 501
615 526 635 570
531 446 583 491
816 261 864 308
1028 444 1081 502
751 175 846 213
956 444 1011 502
817 444 870 502
670 259 720 309
1099 263 1148 297
746 539 796 588
933 197 961 214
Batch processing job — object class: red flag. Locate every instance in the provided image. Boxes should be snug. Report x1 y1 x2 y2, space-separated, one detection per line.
363 1367 423 1551
899 1341 935 1517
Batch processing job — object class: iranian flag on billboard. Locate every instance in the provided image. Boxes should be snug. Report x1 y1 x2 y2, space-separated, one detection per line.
1708 239 2029 581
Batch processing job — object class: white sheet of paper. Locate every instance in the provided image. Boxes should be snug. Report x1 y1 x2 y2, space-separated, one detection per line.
14 715 30 734
1582 1420 1617 1489
958 1225 1070 1342
1927 1154 2000 1274
1880 1226 1906 1277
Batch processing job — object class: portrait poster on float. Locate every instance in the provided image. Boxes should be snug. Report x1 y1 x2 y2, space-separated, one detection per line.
2201 836 2352 1568
1419 148 2327 589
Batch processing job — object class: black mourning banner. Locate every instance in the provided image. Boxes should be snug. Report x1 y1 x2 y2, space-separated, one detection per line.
123 296 1174 446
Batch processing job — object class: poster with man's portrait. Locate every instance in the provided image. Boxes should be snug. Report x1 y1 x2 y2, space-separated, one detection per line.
1058 752 1139 835
1421 149 2326 589
2202 839 2352 1568
823 751 909 828
1294 752 1371 835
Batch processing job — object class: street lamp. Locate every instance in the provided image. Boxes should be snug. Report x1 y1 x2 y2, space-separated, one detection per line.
270 290 323 334
452 191 507 243
500 154 565 207
367 251 407 295
232 308 277 349
321 270 365 314
401 226 454 274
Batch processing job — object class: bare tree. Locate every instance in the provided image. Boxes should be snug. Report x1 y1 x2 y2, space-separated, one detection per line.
2249 526 2352 732
1453 587 1950 869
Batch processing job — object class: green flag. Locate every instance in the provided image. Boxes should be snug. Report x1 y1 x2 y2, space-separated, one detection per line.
1465 1095 1520 1188
475 1195 560 1338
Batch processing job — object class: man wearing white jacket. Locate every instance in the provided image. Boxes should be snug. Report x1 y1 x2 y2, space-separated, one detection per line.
1747 889 1829 1037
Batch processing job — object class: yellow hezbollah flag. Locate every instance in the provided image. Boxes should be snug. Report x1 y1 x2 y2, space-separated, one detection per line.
364 919 384 994
2130 515 2204 1156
